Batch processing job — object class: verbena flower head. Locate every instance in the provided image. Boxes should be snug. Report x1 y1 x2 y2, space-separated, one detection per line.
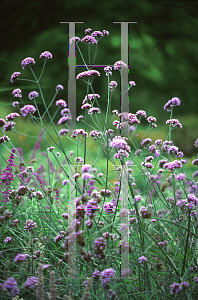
39 51 52 59
129 80 136 86
21 57 36 69
139 256 147 263
12 88 22 97
77 115 83 121
114 60 127 71
28 91 39 100
59 129 69 136
76 70 100 80
24 219 37 231
83 93 100 102
100 268 116 288
109 80 117 91
12 101 19 107
0 118 6 127
103 29 109 36
85 28 92 34
164 97 181 111
104 66 112 76
81 35 97 44
166 119 182 128
194 139 198 148
163 160 182 171
56 84 64 91
6 113 20 121
56 99 67 107
24 276 38 290
81 164 92 173
109 136 130 152
10 72 21 83
91 30 103 37
170 282 182 294
20 104 36 117
4 277 19 296
88 107 100 114
4 121 16 132
4 237 12 243
14 253 28 263
70 36 81 44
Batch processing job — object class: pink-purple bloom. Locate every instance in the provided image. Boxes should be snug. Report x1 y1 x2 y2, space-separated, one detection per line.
56 84 64 91
164 97 181 111
76 70 100 80
6 113 20 121
56 99 67 107
59 129 69 136
70 36 81 44
39 51 52 59
166 119 182 128
21 57 36 69
24 276 38 290
28 91 39 100
139 256 147 263
114 60 127 71
20 104 36 117
10 72 21 83
81 35 97 44
12 88 22 97
14 253 27 263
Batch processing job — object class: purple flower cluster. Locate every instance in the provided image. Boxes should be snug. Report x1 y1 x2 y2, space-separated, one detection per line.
24 219 37 231
92 269 101 280
166 119 182 128
94 237 107 259
56 84 64 91
164 97 181 111
6 112 20 121
20 104 36 117
81 164 92 173
88 107 100 114
21 57 36 69
70 36 81 44
141 138 152 148
104 65 112 76
91 30 104 37
4 277 20 296
24 276 38 290
56 99 67 107
114 60 127 71
39 51 52 59
86 203 99 218
28 91 39 100
12 88 22 97
10 72 21 83
76 70 100 80
103 202 115 214
4 237 13 243
14 253 28 263
59 129 69 136
109 136 130 152
163 160 182 171
169 282 181 294
3 121 16 132
71 129 88 138
100 268 116 288
0 148 16 202
109 80 117 91
139 256 147 263
81 35 97 44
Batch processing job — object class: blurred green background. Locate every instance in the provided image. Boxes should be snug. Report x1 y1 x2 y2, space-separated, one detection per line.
0 1 198 157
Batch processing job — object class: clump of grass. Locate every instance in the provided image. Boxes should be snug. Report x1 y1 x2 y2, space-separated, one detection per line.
0 28 198 300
